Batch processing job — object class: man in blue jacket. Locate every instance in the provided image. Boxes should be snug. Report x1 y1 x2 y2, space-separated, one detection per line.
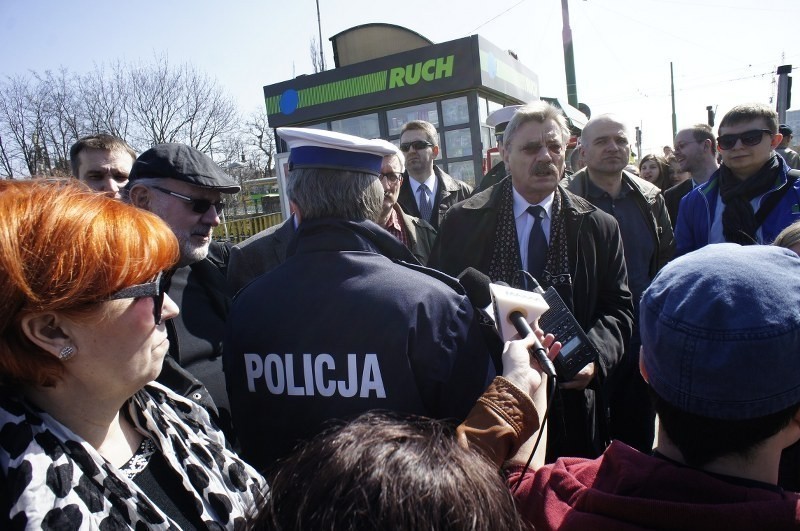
675 103 800 256
224 128 492 471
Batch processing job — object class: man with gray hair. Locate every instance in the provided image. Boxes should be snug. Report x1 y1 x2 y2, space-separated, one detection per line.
429 101 633 462
127 143 240 435
224 127 492 470
376 151 437 264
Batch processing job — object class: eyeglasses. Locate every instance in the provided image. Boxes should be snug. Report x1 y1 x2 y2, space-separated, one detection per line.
717 129 773 150
399 140 434 152
107 271 167 325
151 186 225 214
379 172 402 183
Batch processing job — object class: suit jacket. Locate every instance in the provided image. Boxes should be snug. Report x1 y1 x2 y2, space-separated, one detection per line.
394 204 437 265
398 165 473 230
227 217 295 294
664 179 693 228
429 178 633 461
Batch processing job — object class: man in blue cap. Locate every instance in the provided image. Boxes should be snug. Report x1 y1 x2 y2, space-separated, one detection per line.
457 243 800 529
224 128 492 470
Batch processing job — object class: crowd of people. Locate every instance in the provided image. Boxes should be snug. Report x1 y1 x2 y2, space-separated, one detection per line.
1 98 800 529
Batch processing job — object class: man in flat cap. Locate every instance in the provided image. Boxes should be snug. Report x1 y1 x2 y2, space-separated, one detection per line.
777 124 800 169
127 143 240 435
457 243 800 529
224 127 492 470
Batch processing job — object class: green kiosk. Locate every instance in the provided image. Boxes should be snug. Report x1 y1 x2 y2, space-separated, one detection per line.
263 24 543 187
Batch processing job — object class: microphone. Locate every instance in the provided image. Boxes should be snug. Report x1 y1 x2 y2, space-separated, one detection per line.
457 267 496 326
490 281 558 378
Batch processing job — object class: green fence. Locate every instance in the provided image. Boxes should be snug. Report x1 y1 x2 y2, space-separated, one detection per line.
214 213 283 243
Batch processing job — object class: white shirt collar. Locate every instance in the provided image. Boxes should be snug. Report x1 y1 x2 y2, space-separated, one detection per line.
512 187 554 221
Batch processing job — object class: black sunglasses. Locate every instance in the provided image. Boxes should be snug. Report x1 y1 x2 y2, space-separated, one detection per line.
399 140 434 152
107 272 167 325
717 129 773 150
152 185 225 214
379 172 402 183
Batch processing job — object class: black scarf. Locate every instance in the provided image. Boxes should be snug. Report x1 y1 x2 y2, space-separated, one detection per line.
486 178 572 290
719 154 782 245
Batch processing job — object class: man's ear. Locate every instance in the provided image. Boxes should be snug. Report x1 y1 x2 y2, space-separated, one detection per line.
290 201 303 224
432 145 440 159
771 133 784 149
639 346 649 383
19 313 72 359
128 184 151 210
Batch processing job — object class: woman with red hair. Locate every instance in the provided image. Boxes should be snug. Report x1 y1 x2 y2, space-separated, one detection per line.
0 180 263 529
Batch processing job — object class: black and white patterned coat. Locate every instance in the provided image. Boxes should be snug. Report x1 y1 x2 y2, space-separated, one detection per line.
0 382 265 530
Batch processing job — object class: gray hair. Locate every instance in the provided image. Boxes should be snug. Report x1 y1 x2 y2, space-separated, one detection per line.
288 168 384 222
503 101 570 151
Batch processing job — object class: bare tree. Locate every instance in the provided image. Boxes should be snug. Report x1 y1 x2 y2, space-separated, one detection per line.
79 61 131 142
310 37 324 74
247 106 275 176
0 56 243 177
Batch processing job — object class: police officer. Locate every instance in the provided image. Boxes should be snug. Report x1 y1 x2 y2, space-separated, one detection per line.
224 128 493 470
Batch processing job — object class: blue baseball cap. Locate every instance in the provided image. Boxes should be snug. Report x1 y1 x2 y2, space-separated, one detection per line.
640 243 800 420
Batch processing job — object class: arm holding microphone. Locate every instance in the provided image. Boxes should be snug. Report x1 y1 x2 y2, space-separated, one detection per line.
456 328 560 470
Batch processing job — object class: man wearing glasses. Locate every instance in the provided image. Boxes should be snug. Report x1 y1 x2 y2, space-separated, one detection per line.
675 103 800 256
127 143 240 437
664 124 719 225
396 120 473 230
377 151 437 265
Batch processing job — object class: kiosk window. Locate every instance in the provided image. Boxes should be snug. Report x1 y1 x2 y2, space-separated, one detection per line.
445 128 473 158
447 160 476 187
442 97 469 126
331 114 379 138
388 103 438 136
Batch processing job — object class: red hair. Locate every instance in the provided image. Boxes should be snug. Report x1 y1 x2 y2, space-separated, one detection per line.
0 179 179 386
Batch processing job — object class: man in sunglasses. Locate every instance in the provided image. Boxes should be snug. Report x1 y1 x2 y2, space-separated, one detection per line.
396 120 473 230
675 103 800 256
127 143 241 438
377 151 437 265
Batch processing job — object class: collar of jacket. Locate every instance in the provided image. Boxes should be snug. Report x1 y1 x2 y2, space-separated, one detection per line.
459 175 596 216
287 217 419 264
563 168 663 204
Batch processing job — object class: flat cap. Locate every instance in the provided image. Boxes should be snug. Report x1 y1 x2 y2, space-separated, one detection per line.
129 143 240 193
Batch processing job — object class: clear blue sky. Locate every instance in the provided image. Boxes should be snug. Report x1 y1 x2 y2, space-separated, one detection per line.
3 0 798 153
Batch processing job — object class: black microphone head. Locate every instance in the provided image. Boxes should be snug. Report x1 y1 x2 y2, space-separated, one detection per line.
457 267 493 308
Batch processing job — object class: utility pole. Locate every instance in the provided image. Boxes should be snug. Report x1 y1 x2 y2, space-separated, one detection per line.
561 0 579 108
635 126 642 161
776 64 792 123
315 0 325 71
670 62 677 139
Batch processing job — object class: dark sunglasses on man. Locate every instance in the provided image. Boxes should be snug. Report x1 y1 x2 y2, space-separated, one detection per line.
399 140 434 153
107 271 169 325
151 185 226 214
717 129 773 151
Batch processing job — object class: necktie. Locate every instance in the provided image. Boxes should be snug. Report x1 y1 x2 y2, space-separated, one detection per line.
418 183 432 222
526 205 548 281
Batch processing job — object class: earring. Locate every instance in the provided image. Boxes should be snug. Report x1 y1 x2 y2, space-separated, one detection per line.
59 345 75 361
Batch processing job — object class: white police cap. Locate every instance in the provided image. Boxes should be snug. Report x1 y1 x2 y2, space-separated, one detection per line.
486 105 524 133
277 127 398 176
